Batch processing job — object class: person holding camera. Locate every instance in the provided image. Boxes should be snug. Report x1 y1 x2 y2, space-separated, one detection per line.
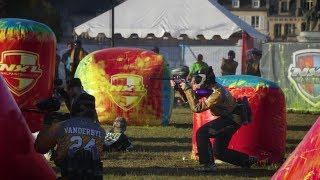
176 67 257 172
34 92 105 179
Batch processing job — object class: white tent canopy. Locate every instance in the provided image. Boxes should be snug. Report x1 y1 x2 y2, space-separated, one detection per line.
74 0 267 40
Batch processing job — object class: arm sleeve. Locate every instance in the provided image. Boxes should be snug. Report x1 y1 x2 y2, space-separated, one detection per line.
184 88 221 113
34 123 60 154
221 60 226 71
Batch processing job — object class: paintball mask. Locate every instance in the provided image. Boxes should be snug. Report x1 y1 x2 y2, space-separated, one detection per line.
193 67 216 98
112 117 127 133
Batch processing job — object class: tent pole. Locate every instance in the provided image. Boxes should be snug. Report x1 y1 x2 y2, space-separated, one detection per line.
111 1 115 47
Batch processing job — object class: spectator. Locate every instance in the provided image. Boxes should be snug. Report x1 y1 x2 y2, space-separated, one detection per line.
245 48 262 77
221 50 238 76
188 54 209 80
54 51 67 90
69 40 88 77
152 46 160 54
61 41 74 82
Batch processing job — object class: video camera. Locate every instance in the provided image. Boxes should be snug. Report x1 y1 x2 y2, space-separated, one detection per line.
23 97 70 126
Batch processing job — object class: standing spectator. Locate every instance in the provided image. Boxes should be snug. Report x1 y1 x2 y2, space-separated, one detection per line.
69 40 88 78
61 41 74 82
188 54 209 80
245 48 262 77
152 46 160 54
221 50 238 76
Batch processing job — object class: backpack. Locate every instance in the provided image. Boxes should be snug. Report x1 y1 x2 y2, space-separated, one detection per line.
234 96 252 125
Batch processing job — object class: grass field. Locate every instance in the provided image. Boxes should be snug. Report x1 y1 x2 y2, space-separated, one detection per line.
52 107 319 179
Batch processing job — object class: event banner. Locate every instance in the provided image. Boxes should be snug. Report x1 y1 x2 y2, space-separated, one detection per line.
261 43 320 113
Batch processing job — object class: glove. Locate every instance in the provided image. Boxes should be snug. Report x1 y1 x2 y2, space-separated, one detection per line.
179 82 191 91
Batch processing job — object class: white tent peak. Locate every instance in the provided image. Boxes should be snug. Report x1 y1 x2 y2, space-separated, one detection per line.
74 0 267 40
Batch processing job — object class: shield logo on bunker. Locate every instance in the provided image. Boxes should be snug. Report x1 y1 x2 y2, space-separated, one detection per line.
288 49 320 107
107 74 147 111
0 51 42 96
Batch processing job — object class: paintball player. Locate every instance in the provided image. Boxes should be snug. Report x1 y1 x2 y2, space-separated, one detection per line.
221 50 238 76
34 93 106 179
104 117 133 152
176 67 257 172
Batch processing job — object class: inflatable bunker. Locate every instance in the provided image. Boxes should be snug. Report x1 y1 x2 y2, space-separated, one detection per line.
0 74 56 179
75 48 173 125
192 75 287 164
272 116 320 179
0 18 56 132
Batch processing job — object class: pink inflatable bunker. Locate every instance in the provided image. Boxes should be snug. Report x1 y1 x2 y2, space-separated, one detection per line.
272 116 320 179
0 74 56 179
192 75 287 164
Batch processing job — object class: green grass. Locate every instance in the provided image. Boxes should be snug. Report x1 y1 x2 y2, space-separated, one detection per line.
52 107 319 179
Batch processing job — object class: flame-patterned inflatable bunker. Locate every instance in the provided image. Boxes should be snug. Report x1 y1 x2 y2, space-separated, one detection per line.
75 48 173 125
0 74 56 179
192 75 287 164
272 116 320 179
0 18 56 132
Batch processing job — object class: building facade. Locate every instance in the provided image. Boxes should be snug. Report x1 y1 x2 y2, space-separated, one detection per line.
218 0 319 41
218 0 269 35
268 0 319 41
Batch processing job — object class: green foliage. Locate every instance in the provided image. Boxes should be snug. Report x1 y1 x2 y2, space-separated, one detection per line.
1 0 62 40
302 1 320 31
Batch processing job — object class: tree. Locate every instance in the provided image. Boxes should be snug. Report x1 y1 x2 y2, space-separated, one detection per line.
0 0 62 40
302 0 320 31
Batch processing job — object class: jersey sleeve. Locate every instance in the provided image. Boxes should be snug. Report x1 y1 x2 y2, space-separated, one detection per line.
184 88 221 113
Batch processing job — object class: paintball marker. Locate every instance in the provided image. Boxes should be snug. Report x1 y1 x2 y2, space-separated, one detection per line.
150 66 190 102
150 66 190 84
150 66 215 101
22 97 70 125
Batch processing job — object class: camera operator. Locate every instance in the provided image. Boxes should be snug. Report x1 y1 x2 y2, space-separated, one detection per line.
34 93 105 179
176 68 257 172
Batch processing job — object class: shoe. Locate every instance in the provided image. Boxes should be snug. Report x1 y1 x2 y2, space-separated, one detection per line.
242 156 258 168
195 164 217 172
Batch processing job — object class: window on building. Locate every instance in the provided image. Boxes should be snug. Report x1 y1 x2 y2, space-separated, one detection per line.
232 0 240 8
252 0 260 8
285 24 296 35
251 16 260 28
307 0 314 10
274 24 282 38
281 1 289 12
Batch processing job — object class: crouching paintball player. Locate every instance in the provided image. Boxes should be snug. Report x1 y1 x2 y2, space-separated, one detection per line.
175 67 257 172
34 93 106 180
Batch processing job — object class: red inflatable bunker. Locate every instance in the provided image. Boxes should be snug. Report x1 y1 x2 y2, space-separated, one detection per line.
272 116 320 179
191 75 287 164
0 18 56 132
0 74 56 179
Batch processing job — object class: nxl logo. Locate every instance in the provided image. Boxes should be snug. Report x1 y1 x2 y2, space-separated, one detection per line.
288 49 320 107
